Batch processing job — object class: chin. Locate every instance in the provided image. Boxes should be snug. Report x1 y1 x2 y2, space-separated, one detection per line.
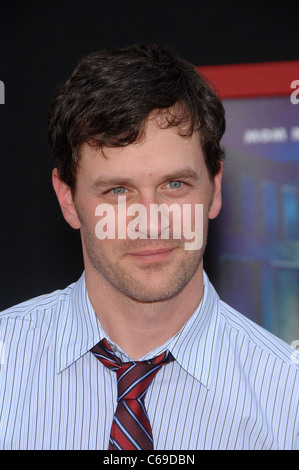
117 273 194 303
126 289 178 303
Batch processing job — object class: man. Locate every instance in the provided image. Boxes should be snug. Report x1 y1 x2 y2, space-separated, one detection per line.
0 44 298 450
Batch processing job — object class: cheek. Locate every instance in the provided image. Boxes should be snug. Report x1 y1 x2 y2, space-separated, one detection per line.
182 188 212 226
74 198 102 243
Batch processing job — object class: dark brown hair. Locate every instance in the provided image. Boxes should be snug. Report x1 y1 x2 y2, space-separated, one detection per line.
48 43 225 190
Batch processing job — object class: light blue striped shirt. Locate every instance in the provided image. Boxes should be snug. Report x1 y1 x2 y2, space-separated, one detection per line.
0 271 298 450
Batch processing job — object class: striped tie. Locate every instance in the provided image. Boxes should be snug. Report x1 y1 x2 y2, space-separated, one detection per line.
91 338 174 450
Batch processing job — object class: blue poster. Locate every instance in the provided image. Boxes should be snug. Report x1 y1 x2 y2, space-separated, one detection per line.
210 96 299 344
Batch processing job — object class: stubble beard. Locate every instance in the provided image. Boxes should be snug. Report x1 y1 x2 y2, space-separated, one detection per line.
80 222 208 303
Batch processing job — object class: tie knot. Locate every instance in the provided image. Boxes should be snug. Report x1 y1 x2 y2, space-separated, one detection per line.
91 338 174 401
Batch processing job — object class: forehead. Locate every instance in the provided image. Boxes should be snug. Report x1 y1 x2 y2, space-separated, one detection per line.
77 120 206 183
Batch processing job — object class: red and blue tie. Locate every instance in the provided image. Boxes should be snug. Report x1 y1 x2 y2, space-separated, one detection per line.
91 338 174 450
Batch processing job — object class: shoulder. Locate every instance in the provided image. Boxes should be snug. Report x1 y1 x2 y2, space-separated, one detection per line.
0 282 76 332
218 299 298 369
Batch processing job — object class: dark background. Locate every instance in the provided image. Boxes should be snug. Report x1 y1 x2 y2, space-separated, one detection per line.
0 0 298 310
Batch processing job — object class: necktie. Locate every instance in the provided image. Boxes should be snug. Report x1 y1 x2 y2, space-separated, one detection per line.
91 338 174 450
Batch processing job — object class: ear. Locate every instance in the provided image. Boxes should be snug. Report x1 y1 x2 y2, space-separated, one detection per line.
52 168 81 229
208 162 223 220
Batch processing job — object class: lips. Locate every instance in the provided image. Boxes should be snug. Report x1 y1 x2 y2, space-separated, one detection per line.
128 247 176 262
130 248 174 256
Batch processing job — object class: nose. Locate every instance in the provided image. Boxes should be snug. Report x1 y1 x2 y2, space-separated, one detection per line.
127 192 169 240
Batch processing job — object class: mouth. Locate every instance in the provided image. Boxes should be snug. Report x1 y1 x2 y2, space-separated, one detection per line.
128 247 177 263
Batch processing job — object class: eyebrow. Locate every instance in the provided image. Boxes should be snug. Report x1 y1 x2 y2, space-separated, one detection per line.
89 177 136 190
89 168 200 190
158 169 200 184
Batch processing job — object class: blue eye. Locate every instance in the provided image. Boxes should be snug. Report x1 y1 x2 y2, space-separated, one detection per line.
168 181 182 189
111 187 126 194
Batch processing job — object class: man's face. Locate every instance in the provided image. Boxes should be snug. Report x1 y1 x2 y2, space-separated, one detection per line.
65 118 222 302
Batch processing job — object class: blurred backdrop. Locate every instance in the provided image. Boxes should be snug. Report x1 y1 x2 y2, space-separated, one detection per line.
0 1 298 343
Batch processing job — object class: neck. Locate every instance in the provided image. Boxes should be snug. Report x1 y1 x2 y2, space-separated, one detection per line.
85 264 204 359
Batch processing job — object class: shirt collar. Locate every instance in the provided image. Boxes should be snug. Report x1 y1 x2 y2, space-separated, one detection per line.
56 271 220 389
56 272 106 373
167 270 220 389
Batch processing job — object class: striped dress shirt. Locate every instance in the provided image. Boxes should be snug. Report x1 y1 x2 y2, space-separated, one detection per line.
0 271 298 450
